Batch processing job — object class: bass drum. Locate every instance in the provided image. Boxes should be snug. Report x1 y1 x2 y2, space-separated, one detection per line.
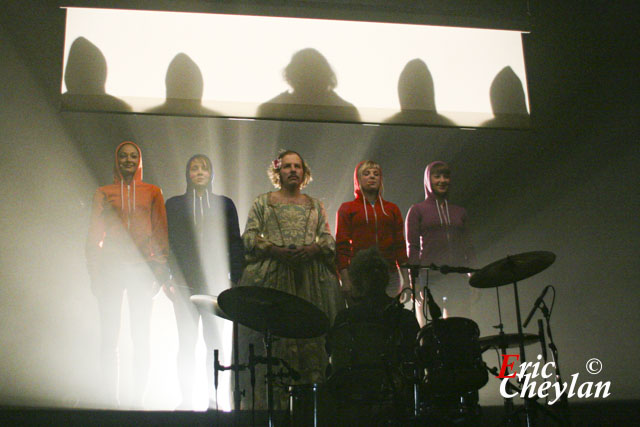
417 317 488 393
325 321 399 402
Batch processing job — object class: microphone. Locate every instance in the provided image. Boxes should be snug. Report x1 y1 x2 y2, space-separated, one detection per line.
523 286 550 328
424 286 442 320
538 319 548 363
214 349 220 389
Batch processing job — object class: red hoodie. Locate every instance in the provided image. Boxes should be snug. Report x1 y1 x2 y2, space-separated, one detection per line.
335 162 408 272
86 141 168 277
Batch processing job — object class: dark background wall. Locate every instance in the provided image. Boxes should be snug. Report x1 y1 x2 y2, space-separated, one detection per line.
1 0 637 408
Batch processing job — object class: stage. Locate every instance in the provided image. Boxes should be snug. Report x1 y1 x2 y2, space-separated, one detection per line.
2 400 639 426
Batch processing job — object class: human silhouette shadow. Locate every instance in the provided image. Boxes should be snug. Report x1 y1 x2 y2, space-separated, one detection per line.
146 53 222 117
61 37 132 113
383 58 456 127
481 66 530 129
257 48 361 123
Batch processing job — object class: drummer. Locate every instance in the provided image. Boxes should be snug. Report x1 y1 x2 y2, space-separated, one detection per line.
237 150 344 410
405 161 475 325
330 247 419 360
327 247 419 424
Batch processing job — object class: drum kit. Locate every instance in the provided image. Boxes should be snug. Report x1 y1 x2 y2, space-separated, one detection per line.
193 251 568 426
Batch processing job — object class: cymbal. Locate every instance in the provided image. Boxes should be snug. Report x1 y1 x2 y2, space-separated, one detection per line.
217 287 329 339
479 333 540 351
469 251 556 288
190 294 231 321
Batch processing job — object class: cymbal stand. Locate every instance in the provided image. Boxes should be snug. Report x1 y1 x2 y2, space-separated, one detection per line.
504 277 566 426
264 329 275 427
489 294 565 427
232 322 242 414
407 265 421 420
493 286 516 422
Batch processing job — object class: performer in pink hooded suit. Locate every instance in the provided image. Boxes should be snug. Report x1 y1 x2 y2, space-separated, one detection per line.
405 161 475 325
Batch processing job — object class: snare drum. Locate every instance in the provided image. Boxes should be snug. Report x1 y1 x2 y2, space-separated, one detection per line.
417 317 488 393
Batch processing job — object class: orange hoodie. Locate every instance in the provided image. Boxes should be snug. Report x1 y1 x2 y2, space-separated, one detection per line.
86 141 168 277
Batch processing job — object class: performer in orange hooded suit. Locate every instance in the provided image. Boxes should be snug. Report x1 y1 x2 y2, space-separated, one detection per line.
86 141 169 407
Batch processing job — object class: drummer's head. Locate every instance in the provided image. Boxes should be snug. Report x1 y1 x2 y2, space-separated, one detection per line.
349 247 390 302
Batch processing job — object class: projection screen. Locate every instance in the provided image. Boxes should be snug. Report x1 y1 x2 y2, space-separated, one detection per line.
61 7 530 128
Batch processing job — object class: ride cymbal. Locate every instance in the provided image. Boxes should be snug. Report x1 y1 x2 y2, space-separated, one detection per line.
217 286 329 339
469 251 556 288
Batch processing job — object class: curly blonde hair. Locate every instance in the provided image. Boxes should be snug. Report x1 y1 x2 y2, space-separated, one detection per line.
267 150 312 189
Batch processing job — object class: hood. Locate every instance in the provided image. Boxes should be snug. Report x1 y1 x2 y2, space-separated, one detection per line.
185 154 214 194
113 141 143 184
424 160 449 199
353 160 383 199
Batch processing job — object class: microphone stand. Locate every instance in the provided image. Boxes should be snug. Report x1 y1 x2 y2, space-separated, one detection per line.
408 265 420 316
541 301 571 426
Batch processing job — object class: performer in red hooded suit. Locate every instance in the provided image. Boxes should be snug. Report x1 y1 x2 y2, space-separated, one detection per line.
86 141 169 407
335 160 409 303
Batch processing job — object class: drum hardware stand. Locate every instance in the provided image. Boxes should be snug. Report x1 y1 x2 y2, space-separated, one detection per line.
505 255 536 427
491 368 566 426
216 287 329 427
470 252 558 427
498 281 563 426
407 265 421 317
492 286 517 422
264 329 276 427
407 264 439 421
233 322 242 414
213 322 247 427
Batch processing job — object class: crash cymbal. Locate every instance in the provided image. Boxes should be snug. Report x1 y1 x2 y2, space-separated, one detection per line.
469 251 556 288
190 294 231 321
479 333 540 351
217 287 329 339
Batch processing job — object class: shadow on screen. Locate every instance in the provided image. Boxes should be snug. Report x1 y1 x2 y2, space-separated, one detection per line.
257 48 361 123
61 37 132 113
383 58 456 127
146 53 222 117
481 66 530 129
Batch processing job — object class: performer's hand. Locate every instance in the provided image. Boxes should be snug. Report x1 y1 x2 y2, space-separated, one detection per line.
269 245 296 262
339 269 354 306
291 243 320 262
162 281 177 301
